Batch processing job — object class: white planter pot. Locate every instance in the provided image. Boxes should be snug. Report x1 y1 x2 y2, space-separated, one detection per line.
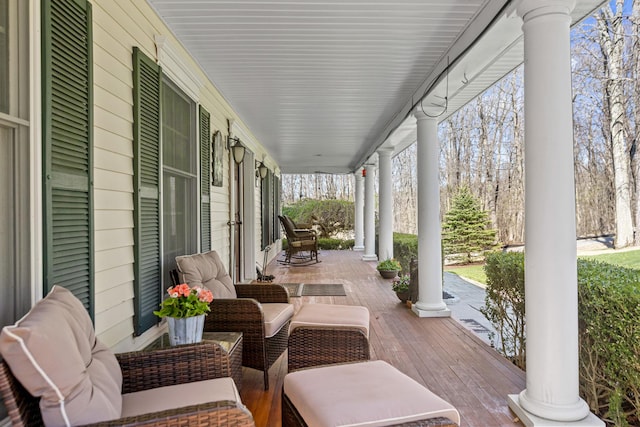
166 314 205 346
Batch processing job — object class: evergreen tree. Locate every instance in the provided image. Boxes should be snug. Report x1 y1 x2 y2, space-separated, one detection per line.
442 186 496 263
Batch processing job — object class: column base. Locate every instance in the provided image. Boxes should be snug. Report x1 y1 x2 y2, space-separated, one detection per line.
362 254 378 261
508 395 604 427
353 245 365 252
411 305 451 318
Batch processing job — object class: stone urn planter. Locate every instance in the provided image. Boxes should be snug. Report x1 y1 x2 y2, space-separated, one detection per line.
379 269 399 279
377 258 402 280
395 290 410 303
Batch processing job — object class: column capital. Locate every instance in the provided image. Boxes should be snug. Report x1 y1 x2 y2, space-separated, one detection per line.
355 168 364 182
413 106 439 122
377 147 393 158
516 0 575 21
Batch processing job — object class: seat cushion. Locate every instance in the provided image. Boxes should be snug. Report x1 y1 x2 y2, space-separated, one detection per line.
262 303 294 338
176 250 237 298
283 360 460 427
0 286 123 426
289 304 370 338
122 377 242 418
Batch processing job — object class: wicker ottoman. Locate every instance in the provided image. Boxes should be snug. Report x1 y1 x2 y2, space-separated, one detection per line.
288 304 370 371
282 360 460 427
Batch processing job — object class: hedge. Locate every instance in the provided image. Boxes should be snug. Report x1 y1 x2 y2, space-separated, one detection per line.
482 252 639 426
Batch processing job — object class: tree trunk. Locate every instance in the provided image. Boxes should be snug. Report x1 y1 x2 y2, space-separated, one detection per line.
598 2 635 248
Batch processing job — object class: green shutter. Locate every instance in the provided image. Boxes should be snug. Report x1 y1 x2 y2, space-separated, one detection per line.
132 47 161 335
261 170 273 248
199 106 211 252
42 0 94 316
274 175 281 240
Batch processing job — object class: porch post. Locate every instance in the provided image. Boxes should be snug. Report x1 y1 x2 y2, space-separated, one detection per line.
362 163 378 261
412 110 449 317
508 1 602 425
354 169 365 251
377 148 393 260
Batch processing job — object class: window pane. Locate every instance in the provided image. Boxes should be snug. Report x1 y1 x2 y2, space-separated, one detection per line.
0 0 8 114
161 79 197 286
162 82 194 173
162 173 196 285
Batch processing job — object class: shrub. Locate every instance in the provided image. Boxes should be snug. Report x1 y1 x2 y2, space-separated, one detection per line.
481 252 640 425
577 259 640 425
282 199 354 237
393 232 418 274
282 238 354 251
317 238 354 250
480 251 526 369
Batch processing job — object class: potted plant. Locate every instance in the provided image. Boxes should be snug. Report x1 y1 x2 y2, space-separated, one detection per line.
377 258 401 279
392 274 411 302
154 283 213 346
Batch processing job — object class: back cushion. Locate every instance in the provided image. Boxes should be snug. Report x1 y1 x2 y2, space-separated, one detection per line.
0 286 123 426
176 250 237 298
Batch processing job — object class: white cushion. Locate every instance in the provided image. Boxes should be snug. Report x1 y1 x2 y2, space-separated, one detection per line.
289 304 370 338
283 360 460 427
176 250 236 298
0 286 123 426
262 303 294 338
122 377 242 418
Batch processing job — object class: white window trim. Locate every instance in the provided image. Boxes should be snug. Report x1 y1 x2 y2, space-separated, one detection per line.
154 35 203 102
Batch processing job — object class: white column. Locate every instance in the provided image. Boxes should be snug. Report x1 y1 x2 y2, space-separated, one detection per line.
377 148 393 260
412 110 449 318
362 164 378 261
354 169 365 251
508 1 601 425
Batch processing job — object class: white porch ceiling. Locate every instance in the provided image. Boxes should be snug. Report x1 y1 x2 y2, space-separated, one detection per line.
147 0 605 174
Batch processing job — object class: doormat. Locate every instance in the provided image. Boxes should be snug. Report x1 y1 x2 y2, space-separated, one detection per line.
279 283 302 297
301 283 346 296
277 283 346 297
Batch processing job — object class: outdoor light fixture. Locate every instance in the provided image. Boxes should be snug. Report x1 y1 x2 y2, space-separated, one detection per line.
228 136 246 165
256 160 268 180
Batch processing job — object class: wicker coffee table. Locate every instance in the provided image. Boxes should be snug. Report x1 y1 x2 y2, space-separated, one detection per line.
146 331 243 391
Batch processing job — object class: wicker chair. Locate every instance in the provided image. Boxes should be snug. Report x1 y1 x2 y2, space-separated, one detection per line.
0 343 255 426
278 215 318 264
175 250 294 390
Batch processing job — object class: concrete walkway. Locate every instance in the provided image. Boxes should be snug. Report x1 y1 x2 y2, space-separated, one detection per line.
443 272 495 346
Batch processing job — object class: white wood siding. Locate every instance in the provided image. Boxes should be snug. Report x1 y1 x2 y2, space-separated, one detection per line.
89 0 267 352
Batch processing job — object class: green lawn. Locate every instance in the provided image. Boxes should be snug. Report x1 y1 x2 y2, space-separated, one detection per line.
581 248 640 270
445 264 487 285
445 248 640 286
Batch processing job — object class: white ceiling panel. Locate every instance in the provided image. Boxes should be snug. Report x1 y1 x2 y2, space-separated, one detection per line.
147 0 605 174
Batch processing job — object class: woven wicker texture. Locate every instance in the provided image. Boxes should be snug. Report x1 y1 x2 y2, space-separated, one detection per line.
282 393 458 427
288 328 370 371
0 342 255 427
205 283 291 390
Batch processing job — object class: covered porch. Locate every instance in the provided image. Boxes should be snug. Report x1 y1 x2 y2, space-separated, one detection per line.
240 250 525 427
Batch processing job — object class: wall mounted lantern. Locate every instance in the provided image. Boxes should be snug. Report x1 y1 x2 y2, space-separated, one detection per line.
228 136 246 165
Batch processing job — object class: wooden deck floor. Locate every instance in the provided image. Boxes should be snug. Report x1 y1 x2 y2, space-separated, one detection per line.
239 250 525 427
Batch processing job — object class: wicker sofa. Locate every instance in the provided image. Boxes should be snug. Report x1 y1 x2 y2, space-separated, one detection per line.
0 286 255 426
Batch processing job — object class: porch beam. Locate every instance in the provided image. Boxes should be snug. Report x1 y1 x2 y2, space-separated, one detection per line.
354 169 365 251
377 148 394 260
362 163 378 261
508 1 602 425
412 111 449 318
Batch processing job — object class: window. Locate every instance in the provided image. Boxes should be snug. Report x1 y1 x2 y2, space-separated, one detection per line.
161 79 197 287
132 49 208 335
